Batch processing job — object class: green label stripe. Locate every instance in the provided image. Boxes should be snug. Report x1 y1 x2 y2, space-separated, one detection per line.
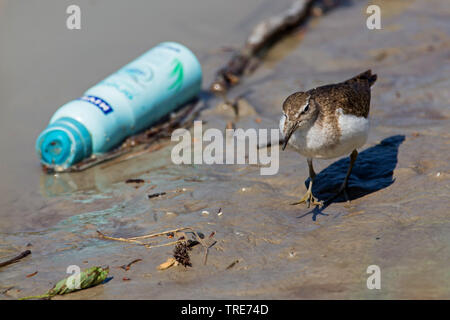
168 58 184 92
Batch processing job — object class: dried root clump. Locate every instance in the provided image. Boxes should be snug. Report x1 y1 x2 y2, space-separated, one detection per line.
173 242 192 267
98 226 217 269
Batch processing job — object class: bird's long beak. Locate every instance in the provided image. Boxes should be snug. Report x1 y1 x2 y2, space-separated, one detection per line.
282 122 298 151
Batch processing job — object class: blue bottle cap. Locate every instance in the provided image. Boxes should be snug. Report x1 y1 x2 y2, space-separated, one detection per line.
36 117 92 169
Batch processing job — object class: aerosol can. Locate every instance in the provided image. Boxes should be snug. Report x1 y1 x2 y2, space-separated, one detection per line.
36 42 202 170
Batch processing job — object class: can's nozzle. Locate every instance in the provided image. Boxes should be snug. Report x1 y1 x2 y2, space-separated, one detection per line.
36 117 92 169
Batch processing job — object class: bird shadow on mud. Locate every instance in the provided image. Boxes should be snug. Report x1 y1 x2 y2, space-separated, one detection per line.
297 135 405 221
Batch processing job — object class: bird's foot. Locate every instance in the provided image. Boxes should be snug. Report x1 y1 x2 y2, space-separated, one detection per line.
324 184 350 205
291 187 323 208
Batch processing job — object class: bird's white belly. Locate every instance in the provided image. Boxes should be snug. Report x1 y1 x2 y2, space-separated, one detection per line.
283 109 369 159
334 110 369 157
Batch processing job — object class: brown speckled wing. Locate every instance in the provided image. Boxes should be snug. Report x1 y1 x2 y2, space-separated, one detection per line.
308 73 374 118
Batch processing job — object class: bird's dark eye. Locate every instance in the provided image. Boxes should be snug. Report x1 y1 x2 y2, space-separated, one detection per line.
303 104 309 113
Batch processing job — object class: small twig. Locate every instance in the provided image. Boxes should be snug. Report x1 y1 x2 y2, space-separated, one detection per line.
144 240 183 249
97 228 194 247
96 230 148 246
147 192 167 199
0 250 31 268
120 259 142 271
1 286 15 295
26 271 38 278
203 240 217 266
211 0 342 94
127 227 191 241
226 259 240 270
98 227 216 265
97 230 186 249
125 179 145 184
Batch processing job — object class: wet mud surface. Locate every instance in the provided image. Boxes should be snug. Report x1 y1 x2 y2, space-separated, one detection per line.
1 0 449 299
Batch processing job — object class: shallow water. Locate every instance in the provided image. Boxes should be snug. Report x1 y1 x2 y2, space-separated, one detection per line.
1 0 449 299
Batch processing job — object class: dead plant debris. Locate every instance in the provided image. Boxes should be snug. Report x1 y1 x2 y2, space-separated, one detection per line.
125 179 145 184
148 192 167 199
119 259 143 271
26 271 38 278
158 257 178 270
0 250 31 268
210 0 341 94
226 260 240 270
97 227 217 269
173 242 193 267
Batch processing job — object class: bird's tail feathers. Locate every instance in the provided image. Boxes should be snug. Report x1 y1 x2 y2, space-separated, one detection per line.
346 69 377 87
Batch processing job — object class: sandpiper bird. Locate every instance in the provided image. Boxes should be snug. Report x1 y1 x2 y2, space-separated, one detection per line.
280 70 377 207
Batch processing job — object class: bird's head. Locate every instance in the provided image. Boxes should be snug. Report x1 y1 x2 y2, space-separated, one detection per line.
280 92 317 150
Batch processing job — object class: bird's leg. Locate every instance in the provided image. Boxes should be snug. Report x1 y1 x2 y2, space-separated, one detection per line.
291 158 323 208
327 149 358 203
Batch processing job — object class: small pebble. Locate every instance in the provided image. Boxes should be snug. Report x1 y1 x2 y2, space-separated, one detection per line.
436 172 441 177
202 210 210 215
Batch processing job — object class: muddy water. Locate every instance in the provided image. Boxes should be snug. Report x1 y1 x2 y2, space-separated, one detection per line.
1 0 450 299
